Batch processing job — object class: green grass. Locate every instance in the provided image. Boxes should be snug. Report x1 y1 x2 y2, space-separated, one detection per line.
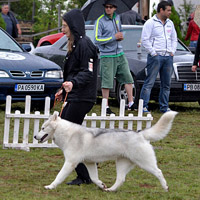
0 100 200 200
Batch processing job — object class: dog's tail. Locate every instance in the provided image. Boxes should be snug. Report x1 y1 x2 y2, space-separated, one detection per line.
141 111 178 142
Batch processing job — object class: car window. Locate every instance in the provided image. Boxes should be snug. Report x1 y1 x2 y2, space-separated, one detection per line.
176 41 188 51
0 29 23 52
122 28 143 51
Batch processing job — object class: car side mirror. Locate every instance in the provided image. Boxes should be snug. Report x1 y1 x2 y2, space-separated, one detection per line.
21 44 32 52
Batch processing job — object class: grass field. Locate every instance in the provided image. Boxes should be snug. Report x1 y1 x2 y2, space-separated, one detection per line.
0 100 200 200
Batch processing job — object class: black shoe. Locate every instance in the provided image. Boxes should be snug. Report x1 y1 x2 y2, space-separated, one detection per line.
84 178 92 184
106 107 115 115
66 177 92 186
66 177 84 186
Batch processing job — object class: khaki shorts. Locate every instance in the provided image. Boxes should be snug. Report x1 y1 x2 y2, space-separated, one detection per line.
100 55 133 88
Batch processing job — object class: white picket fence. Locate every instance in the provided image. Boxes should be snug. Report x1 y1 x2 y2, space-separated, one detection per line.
3 95 153 151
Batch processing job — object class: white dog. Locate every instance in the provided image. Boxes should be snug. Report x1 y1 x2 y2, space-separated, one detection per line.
34 111 177 192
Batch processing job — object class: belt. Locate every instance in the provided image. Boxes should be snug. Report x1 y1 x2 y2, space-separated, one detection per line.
157 52 171 56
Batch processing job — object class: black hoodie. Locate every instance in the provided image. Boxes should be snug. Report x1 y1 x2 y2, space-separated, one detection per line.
62 9 98 103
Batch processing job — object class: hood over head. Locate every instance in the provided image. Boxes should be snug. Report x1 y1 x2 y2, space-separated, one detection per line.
62 9 85 41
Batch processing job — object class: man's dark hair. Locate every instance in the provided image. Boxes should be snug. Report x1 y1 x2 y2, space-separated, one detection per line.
157 1 172 13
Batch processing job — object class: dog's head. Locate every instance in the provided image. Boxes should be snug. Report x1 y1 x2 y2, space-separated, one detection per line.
34 111 59 143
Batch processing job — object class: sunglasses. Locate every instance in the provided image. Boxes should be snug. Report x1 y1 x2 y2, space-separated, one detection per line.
105 5 114 9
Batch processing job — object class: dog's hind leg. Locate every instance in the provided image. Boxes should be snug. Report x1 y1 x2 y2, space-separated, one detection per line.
84 162 107 190
140 164 168 192
44 161 76 190
134 152 168 192
105 158 134 192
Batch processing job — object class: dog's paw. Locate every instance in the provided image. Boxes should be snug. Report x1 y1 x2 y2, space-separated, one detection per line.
104 187 116 192
101 183 107 190
44 184 55 190
165 186 169 192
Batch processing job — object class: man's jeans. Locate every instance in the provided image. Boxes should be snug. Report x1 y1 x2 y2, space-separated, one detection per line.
140 54 173 112
189 41 197 48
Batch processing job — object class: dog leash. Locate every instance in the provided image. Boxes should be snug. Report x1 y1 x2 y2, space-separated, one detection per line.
53 87 68 117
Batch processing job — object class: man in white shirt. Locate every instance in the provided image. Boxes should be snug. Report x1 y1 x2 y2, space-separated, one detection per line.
140 1 177 113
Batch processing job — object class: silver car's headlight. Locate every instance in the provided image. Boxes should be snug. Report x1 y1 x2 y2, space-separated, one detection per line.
0 70 9 77
45 70 63 78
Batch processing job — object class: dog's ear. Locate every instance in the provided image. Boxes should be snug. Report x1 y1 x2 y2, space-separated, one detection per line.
49 111 59 122
52 111 59 121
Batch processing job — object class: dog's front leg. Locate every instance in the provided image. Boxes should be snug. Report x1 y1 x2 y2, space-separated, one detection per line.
84 162 107 190
45 161 76 190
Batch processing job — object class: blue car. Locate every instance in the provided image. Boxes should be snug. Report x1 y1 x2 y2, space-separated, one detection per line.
0 27 63 108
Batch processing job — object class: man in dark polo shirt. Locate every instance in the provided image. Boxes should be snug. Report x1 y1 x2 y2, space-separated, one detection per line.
1 3 21 38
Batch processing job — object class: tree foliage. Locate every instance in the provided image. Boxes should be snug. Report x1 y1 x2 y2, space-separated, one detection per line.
67 0 87 10
178 0 194 37
9 0 87 38
0 13 6 29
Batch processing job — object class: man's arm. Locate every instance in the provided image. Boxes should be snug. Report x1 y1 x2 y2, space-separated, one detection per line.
16 23 21 35
171 23 177 56
94 17 116 46
141 20 156 56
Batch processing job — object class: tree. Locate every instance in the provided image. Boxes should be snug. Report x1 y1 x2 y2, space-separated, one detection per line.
11 0 41 21
169 6 182 40
5 0 88 44
67 0 87 10
178 0 194 39
0 14 6 30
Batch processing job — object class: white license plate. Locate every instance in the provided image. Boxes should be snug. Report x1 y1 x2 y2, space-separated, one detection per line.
15 84 45 92
184 83 200 91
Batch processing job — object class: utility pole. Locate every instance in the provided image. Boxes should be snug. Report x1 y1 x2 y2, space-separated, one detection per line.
57 4 61 33
32 0 35 22
139 0 149 20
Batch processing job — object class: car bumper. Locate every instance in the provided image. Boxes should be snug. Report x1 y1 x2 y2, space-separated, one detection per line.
150 80 200 102
0 80 62 102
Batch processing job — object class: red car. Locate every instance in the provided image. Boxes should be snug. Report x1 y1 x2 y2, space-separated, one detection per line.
37 32 64 47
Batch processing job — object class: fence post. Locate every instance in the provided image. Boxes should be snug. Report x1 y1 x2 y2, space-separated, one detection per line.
13 110 20 144
119 99 125 129
44 97 51 144
137 99 144 131
100 98 107 128
3 95 12 148
33 111 40 144
23 96 31 145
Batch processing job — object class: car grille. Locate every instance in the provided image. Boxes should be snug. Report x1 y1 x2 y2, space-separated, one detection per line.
10 71 43 78
174 62 200 81
31 71 43 77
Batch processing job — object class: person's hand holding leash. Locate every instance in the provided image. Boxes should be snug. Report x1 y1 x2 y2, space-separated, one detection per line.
62 81 73 92
55 88 63 102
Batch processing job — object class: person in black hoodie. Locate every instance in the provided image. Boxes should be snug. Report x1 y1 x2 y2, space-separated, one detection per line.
55 9 98 186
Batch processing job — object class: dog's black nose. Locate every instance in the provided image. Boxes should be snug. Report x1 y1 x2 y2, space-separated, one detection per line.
34 136 37 139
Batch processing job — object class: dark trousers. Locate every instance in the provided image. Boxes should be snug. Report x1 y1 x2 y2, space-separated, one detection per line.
61 101 94 181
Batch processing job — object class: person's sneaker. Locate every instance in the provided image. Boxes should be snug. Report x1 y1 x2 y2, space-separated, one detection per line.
127 103 135 111
106 107 115 115
143 107 150 113
161 108 171 113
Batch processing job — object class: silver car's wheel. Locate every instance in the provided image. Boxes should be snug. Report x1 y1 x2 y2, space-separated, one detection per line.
116 77 139 107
